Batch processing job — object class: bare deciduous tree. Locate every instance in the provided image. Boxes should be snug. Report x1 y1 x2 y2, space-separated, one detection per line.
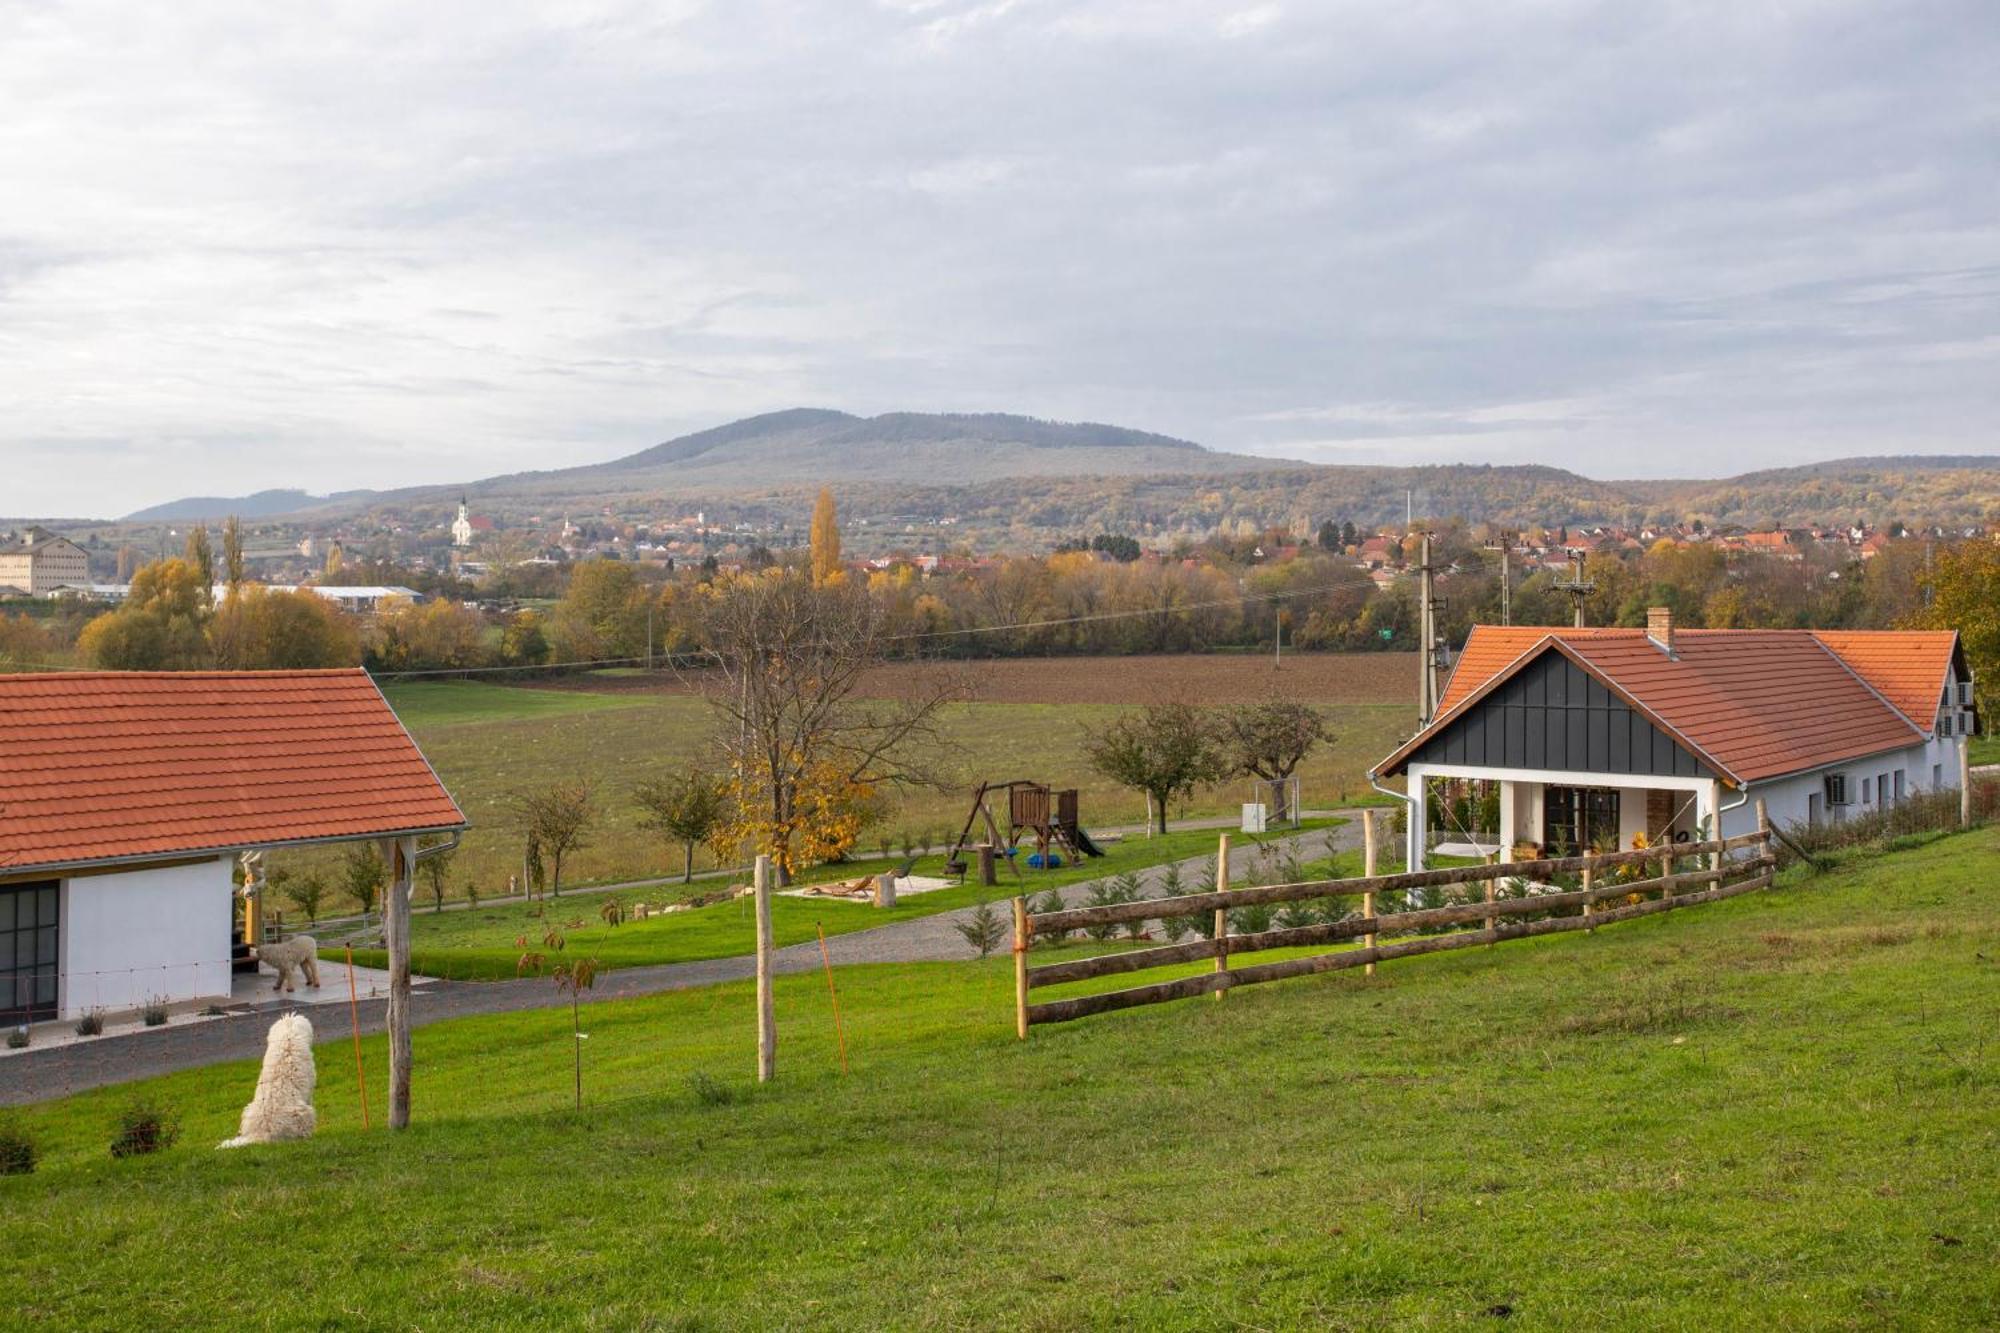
634 771 728 882
1218 699 1332 820
510 778 599 896
1083 701 1229 834
690 571 964 883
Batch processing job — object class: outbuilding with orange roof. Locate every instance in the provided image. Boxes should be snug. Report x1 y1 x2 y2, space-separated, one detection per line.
0 669 466 1023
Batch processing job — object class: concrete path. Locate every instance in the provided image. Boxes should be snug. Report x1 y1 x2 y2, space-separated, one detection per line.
0 819 1366 1106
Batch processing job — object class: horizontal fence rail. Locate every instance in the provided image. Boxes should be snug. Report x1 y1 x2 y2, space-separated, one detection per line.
1012 805 1778 1035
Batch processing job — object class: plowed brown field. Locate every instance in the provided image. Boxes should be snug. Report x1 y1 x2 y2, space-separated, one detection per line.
547 652 1420 707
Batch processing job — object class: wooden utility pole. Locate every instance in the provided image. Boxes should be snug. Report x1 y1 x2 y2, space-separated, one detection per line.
754 854 776 1082
1416 528 1432 720
379 835 415 1129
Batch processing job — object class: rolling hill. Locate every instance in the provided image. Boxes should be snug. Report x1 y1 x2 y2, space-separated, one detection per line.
113 410 2000 537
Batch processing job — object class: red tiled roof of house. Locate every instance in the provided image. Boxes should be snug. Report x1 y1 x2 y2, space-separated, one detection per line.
0 670 465 874
1811 630 1958 723
1389 626 1957 785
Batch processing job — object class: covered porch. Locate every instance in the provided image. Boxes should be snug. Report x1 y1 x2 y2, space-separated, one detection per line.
1408 764 1727 869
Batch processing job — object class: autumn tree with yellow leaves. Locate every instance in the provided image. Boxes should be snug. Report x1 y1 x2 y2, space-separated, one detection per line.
809 487 842 586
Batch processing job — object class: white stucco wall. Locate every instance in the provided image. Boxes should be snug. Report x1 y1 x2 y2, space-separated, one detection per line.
59 858 234 1018
1723 735 1966 840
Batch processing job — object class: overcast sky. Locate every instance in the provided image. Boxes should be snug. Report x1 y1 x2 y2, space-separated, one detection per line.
4 1 1996 517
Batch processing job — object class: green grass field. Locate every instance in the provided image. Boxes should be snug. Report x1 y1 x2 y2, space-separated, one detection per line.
6 827 1995 1327
349 670 1411 902
1971 732 1999 767
347 819 1343 980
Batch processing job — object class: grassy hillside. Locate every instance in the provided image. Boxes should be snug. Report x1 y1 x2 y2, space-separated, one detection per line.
5 828 1995 1327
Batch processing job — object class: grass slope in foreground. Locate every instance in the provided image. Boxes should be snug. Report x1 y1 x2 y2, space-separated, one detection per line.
5 829 1998 1328
346 819 1339 980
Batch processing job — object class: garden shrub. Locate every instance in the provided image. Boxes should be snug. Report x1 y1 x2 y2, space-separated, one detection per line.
0 1121 37 1175
110 1100 181 1158
687 1071 736 1108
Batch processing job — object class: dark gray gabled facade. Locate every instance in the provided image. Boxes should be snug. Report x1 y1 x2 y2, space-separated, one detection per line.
1408 651 1713 779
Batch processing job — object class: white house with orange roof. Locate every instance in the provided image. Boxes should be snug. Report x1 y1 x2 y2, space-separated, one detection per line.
0 670 465 1022
1372 610 1976 870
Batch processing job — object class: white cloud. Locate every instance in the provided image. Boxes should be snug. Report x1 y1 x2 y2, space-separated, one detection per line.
2 0 1996 515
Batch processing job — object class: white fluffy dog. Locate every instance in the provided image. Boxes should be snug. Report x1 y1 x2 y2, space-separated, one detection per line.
218 1013 317 1148
255 935 321 992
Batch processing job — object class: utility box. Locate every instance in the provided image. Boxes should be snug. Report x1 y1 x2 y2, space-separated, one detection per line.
1241 803 1268 834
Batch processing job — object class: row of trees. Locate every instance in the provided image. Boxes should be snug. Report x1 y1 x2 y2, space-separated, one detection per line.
1084 699 1331 833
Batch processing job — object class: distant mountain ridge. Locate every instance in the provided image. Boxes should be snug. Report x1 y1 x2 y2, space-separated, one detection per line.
121 488 374 522
111 409 2000 534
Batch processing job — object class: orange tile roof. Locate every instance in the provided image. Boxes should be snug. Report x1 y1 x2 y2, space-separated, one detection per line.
0 670 466 874
1811 630 1958 724
1389 626 1958 785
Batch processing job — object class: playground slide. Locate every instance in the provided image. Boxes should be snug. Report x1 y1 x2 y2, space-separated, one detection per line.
1065 823 1108 858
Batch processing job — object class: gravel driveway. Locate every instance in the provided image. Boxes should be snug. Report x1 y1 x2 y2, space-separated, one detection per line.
0 818 1366 1106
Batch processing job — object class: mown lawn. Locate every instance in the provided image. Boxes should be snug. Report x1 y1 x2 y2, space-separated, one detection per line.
349 674 1411 899
4 827 1996 1328
1971 732 1999 767
344 819 1345 980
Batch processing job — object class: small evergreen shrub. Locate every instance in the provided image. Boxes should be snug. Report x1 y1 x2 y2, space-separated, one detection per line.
1030 890 1068 946
6 1028 27 1050
954 901 1007 958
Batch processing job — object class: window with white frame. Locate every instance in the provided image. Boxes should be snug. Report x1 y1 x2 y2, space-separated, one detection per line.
1824 772 1849 807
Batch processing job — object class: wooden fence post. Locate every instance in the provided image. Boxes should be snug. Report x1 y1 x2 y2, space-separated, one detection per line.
1658 849 1674 912
1012 896 1030 1040
1580 863 1594 932
1484 850 1498 947
1361 809 1378 977
1961 743 1974 829
1213 834 1231 1000
755 854 775 1083
1756 798 1772 872
382 836 414 1130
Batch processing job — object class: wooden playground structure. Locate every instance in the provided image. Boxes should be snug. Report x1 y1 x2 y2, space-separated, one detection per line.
944 780 1107 881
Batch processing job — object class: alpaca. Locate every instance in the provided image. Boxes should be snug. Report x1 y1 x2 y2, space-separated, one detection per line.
255 935 321 992
218 1013 317 1148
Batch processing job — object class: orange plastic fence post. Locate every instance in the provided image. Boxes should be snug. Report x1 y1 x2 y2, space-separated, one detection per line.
345 945 371 1130
815 922 849 1075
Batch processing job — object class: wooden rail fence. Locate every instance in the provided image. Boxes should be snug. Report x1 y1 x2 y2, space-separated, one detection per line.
1012 803 1777 1035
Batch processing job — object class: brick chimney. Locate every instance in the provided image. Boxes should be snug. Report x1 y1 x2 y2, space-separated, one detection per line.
1646 605 1675 656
